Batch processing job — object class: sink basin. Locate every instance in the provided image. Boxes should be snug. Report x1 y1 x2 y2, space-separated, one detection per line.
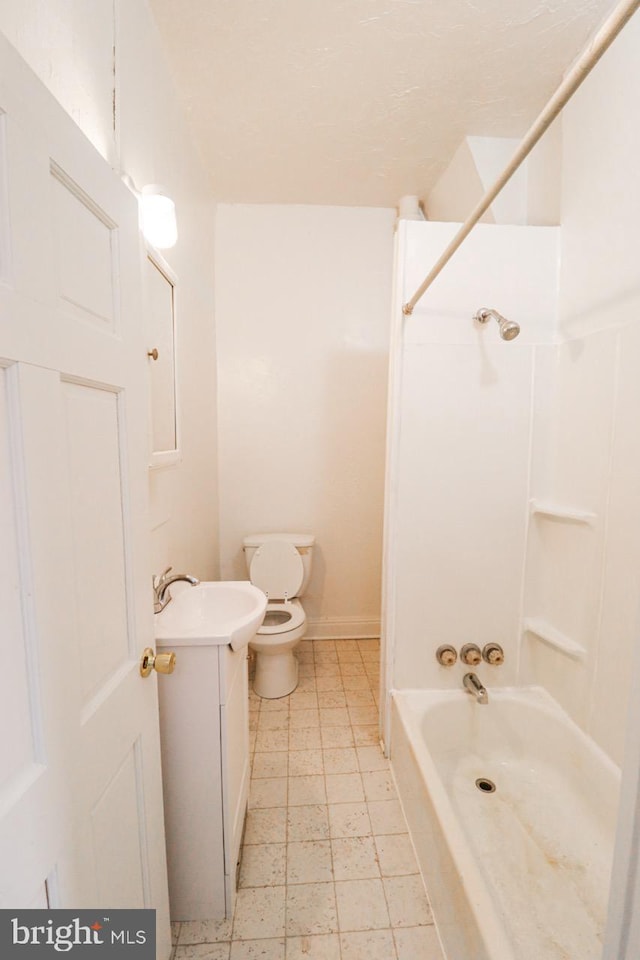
154 580 267 651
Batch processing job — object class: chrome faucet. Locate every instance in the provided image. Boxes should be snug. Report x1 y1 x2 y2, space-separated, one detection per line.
463 672 488 705
153 566 200 613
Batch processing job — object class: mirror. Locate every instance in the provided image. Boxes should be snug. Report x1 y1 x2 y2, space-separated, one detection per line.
145 247 179 467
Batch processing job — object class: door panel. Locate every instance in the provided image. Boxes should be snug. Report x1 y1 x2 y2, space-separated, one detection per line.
63 380 129 702
90 742 147 909
0 364 38 790
0 113 9 282
51 164 119 331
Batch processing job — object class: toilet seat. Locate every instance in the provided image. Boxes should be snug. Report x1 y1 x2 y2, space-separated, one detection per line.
257 599 305 636
249 540 304 600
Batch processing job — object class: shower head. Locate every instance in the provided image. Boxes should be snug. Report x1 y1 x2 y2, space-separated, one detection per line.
474 308 520 341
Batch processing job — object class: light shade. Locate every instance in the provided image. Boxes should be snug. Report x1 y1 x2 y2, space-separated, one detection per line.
141 184 178 249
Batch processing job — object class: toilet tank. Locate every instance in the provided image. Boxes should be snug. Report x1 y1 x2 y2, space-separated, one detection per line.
243 533 315 597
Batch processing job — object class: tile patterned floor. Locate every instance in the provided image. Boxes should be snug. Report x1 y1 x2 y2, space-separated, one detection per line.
170 639 444 960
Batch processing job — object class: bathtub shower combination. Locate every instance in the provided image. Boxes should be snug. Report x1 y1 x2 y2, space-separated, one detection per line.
381 214 629 959
390 688 619 960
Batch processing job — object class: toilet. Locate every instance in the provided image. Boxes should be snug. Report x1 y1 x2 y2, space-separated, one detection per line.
243 533 315 699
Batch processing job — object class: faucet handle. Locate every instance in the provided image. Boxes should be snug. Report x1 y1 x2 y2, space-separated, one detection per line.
461 643 482 665
436 645 457 666
153 566 173 588
483 643 505 665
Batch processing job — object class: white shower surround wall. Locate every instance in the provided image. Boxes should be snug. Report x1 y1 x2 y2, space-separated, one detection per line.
383 219 559 712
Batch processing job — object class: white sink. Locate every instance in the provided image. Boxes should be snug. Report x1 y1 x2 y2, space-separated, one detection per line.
154 580 267 650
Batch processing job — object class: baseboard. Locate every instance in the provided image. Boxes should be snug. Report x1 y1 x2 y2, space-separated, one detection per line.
305 616 381 640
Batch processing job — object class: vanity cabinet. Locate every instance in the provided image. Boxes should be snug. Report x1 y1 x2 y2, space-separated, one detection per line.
156 639 249 920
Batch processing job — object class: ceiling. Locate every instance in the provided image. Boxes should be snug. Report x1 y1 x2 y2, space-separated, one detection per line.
149 0 614 207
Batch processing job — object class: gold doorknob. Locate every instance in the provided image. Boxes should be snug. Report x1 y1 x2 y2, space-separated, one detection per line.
147 348 159 361
155 651 177 674
140 647 177 678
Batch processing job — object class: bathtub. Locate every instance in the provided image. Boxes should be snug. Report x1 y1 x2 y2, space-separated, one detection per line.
390 687 620 960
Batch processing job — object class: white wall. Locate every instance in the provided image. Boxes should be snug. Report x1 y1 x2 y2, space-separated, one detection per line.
0 0 220 582
426 139 490 224
523 14 640 765
116 2 219 581
215 204 395 638
0 0 116 163
387 221 558 692
427 129 561 226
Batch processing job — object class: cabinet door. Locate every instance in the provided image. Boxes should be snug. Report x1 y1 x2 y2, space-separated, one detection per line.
157 645 225 920
219 646 250 915
145 248 179 467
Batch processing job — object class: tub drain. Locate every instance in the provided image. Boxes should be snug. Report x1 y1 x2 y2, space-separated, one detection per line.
475 777 496 793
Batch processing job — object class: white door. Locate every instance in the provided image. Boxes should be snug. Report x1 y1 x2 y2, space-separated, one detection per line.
0 33 171 957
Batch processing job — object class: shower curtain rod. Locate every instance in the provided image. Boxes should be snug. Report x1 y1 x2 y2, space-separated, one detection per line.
402 0 640 317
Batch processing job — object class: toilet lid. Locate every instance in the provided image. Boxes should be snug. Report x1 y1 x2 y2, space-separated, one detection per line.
249 540 304 599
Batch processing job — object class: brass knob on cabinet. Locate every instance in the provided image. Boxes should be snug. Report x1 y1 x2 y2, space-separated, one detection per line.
147 348 159 361
140 647 177 678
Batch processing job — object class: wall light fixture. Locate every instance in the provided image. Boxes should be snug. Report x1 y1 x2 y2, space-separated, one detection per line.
140 184 178 249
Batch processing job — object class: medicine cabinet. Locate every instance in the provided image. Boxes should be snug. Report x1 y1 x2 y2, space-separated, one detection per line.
146 246 179 467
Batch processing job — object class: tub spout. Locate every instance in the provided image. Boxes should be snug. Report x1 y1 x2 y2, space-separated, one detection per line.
463 672 488 704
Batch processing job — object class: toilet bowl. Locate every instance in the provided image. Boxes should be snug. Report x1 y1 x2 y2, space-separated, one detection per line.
243 533 315 699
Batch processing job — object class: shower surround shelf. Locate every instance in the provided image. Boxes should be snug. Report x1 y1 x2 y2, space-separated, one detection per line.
529 499 597 524
524 617 586 661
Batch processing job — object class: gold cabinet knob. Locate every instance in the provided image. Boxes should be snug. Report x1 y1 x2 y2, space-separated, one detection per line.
147 348 159 361
140 646 177 678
